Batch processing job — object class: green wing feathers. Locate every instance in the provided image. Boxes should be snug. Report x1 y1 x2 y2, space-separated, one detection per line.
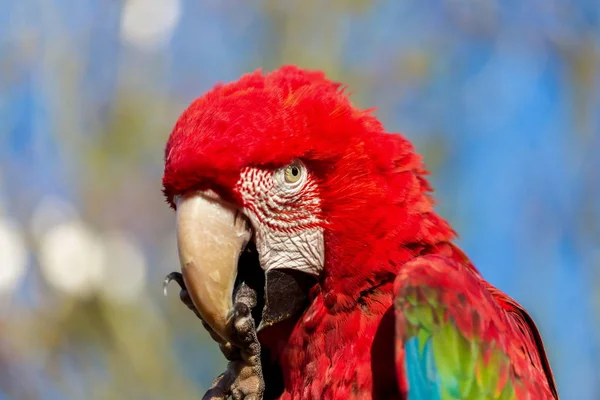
394 255 557 400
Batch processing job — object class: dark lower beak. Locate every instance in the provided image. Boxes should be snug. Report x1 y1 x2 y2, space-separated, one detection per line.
258 269 316 331
234 241 316 332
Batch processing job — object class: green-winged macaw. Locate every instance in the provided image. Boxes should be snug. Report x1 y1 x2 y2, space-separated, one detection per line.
162 66 558 400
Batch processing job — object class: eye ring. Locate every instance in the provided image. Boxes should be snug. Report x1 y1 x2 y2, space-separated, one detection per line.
277 160 306 190
284 163 302 184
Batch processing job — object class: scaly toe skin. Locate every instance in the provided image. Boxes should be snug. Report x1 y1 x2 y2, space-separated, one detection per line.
202 373 233 400
219 341 241 362
231 355 265 400
202 358 264 400
232 302 255 345
164 272 264 399
202 283 264 400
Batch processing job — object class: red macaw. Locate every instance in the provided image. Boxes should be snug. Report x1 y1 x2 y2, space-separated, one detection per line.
162 66 558 399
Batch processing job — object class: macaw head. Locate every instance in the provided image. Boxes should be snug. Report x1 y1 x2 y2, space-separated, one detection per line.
162 65 455 343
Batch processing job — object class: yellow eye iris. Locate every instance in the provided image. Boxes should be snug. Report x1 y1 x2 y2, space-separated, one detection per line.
284 163 302 184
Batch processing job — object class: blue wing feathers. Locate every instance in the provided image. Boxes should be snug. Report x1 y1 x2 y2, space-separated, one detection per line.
404 337 441 400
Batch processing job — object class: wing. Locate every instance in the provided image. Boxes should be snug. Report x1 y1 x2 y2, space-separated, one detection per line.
393 255 558 400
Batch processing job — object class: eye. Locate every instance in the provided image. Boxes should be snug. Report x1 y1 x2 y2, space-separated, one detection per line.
284 163 302 184
276 160 307 191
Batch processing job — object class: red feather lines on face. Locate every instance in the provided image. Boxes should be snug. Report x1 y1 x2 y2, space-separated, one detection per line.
236 167 323 234
162 65 457 290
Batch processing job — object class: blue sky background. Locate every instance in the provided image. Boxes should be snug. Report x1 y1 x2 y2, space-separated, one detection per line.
0 1 598 399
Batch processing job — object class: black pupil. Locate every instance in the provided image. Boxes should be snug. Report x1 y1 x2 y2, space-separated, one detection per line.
291 166 299 176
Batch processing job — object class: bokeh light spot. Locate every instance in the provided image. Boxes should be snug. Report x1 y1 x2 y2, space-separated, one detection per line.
120 0 182 51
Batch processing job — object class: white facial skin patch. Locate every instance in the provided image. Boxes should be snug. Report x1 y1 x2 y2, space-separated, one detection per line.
236 161 325 276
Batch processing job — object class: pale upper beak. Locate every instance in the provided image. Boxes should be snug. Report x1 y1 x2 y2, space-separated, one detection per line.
175 191 251 343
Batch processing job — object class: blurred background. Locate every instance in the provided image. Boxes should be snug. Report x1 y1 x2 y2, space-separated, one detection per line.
0 1 598 399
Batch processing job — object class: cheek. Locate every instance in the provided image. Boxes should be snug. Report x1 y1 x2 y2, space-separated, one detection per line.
254 224 325 275
234 167 326 275
235 167 276 225
235 167 323 230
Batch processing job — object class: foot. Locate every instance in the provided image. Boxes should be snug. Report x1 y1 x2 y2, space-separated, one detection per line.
164 272 265 400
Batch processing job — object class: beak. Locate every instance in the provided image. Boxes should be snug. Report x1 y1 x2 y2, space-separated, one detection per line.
175 191 251 343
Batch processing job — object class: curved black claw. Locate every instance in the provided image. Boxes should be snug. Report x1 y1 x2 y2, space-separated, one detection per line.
164 271 201 316
164 271 218 341
163 271 185 295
